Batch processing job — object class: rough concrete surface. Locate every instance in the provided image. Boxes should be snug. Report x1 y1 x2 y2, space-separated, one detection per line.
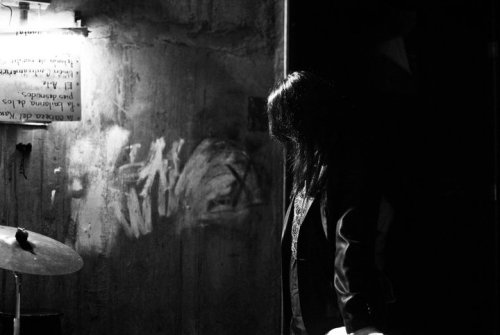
0 0 284 334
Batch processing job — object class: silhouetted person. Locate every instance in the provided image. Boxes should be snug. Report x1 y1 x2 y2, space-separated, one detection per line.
267 71 392 335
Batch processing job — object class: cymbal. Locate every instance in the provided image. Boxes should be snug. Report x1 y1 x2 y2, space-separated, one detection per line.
0 226 83 276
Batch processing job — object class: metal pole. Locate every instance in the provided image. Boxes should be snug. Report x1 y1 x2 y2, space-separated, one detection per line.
13 272 21 335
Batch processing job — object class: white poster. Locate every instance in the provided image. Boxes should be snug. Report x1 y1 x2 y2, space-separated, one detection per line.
0 30 82 122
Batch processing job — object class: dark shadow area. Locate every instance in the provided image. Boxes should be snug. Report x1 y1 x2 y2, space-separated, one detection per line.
289 1 497 333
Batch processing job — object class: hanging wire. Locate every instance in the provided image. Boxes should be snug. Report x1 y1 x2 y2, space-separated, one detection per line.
1 3 13 26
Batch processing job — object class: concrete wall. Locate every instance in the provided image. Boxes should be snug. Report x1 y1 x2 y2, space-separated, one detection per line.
0 1 284 334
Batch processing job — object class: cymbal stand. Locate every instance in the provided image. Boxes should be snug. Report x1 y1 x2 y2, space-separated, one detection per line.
12 272 21 335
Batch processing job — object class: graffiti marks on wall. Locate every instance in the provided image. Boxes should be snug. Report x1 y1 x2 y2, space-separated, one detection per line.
115 137 185 239
172 138 263 230
68 129 263 255
68 125 184 255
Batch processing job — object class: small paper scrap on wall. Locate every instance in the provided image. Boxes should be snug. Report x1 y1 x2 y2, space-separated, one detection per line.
0 30 82 123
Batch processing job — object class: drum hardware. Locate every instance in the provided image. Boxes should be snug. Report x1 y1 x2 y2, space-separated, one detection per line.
0 226 83 335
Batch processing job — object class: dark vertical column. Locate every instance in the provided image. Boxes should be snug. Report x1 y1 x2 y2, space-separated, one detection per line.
287 1 497 333
490 0 500 331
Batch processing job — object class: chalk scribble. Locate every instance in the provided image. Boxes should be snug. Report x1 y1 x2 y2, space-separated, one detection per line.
67 128 262 255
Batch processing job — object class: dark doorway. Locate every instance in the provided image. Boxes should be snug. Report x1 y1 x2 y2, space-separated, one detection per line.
288 1 498 333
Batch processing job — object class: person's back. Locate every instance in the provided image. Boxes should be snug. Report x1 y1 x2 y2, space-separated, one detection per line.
267 71 389 335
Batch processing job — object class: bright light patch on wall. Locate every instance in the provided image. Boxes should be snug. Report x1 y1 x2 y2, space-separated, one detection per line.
1 0 75 29
22 10 77 29
0 29 84 122
1 0 50 9
0 10 77 30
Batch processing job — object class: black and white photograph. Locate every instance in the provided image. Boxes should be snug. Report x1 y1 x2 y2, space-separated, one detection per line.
0 1 497 334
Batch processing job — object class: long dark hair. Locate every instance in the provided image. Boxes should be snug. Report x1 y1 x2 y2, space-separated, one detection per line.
267 71 351 196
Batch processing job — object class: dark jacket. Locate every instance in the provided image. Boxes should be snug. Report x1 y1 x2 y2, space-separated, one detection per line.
281 166 389 335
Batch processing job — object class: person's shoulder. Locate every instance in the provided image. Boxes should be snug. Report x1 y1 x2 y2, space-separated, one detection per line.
325 163 382 209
